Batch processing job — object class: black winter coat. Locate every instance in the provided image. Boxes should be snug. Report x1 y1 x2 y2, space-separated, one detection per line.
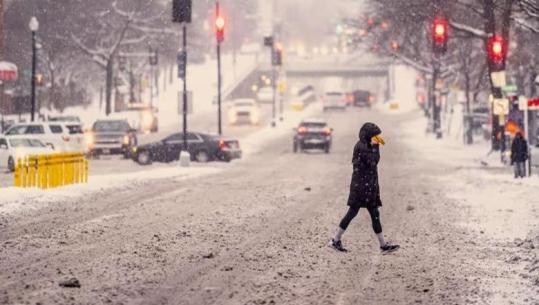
347 123 382 209
511 135 528 163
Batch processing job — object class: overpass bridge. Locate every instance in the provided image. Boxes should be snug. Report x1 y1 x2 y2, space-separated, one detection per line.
224 53 393 102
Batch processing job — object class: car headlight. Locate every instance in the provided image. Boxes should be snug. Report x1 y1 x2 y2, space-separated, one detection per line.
123 135 130 145
84 133 94 146
141 111 153 129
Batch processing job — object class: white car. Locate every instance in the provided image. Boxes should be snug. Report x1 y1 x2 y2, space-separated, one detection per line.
256 87 274 104
322 92 347 111
60 122 86 152
4 122 72 151
228 99 260 125
0 136 53 172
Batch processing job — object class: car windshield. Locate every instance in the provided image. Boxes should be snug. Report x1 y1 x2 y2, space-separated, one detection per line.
93 121 129 132
301 122 327 128
8 138 46 148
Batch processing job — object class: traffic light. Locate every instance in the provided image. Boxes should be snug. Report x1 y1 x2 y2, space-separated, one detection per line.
390 41 400 52
272 43 283 66
487 35 506 70
215 15 225 43
177 51 187 79
35 74 44 86
172 0 192 23
432 15 448 55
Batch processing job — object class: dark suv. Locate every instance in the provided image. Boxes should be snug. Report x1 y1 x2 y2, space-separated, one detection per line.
293 119 333 153
132 132 242 165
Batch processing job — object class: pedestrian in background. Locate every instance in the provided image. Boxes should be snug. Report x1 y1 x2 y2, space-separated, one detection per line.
511 132 528 178
329 122 399 253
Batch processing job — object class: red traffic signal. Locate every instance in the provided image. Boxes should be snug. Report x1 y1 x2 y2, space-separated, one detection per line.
487 35 506 68
215 16 225 42
432 15 448 54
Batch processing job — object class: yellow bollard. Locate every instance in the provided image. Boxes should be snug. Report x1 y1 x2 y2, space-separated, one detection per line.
20 157 27 188
27 157 36 188
14 158 21 187
84 158 88 183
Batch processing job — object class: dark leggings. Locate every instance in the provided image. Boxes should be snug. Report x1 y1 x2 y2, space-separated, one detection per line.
339 206 382 234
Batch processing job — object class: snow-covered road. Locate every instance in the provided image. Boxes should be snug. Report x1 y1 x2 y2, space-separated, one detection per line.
0 108 537 305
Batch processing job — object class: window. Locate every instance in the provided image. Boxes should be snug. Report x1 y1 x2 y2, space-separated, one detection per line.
25 125 45 134
65 125 83 134
50 125 64 134
0 138 7 148
187 133 200 141
6 125 28 135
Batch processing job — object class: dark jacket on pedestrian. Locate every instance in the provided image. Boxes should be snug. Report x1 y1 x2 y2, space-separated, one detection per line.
347 122 382 209
511 133 528 163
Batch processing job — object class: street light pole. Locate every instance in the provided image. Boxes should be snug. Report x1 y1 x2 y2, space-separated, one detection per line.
29 17 38 122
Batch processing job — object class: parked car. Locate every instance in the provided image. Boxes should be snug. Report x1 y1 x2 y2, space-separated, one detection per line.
132 132 241 165
257 86 274 104
0 136 53 172
352 90 372 108
61 122 85 152
228 99 260 125
322 92 347 111
4 122 72 151
87 119 137 158
293 119 333 153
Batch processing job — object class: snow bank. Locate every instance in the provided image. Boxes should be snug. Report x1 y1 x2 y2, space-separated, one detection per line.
0 165 221 216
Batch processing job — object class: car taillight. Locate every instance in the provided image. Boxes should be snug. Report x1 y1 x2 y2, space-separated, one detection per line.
323 127 332 135
298 127 308 134
219 140 226 149
62 135 70 142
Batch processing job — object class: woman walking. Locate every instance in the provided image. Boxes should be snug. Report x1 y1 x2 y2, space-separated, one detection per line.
329 122 399 253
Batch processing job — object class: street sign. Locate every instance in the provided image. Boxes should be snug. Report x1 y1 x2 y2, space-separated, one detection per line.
178 91 193 114
0 61 18 81
502 84 517 93
491 71 506 88
528 98 539 110
492 98 509 115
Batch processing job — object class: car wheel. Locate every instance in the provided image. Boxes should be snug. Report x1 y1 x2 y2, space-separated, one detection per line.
195 150 210 163
8 157 15 172
137 151 152 165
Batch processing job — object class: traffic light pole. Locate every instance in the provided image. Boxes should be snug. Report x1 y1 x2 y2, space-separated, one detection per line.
272 65 276 127
432 60 442 139
216 1 222 135
182 24 188 150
